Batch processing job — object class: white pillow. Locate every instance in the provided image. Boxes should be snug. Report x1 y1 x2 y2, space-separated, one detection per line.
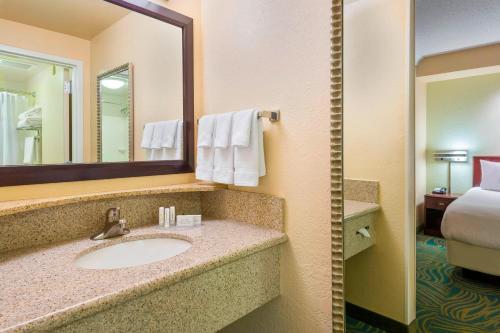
480 160 500 191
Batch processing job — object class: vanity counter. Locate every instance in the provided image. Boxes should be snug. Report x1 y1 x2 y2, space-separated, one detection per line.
344 199 380 221
0 220 286 333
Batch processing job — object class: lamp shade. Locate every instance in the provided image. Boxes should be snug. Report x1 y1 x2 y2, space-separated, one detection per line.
433 150 468 162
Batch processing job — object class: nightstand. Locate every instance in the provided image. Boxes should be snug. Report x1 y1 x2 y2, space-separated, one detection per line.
424 193 460 237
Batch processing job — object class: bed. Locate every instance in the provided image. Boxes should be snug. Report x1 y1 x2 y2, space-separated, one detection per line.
441 156 500 276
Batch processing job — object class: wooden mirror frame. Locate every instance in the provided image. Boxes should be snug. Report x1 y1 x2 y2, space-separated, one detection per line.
0 0 194 187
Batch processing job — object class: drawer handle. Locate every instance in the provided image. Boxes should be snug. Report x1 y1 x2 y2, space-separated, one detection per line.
357 227 371 238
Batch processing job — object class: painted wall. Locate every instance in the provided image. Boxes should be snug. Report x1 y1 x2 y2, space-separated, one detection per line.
0 0 200 201
202 0 332 331
426 72 500 194
0 18 92 161
27 65 65 164
90 11 183 161
344 0 414 324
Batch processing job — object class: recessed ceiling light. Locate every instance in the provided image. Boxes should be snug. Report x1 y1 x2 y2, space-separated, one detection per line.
102 79 125 90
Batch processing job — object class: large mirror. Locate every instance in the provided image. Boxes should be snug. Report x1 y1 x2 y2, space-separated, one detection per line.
0 0 194 185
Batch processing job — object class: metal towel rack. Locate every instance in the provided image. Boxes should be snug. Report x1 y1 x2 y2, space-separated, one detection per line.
197 110 280 124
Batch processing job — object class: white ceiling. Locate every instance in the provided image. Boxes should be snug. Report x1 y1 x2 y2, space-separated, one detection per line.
416 0 500 62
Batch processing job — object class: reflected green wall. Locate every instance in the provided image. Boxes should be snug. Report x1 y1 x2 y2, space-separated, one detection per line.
426 72 500 194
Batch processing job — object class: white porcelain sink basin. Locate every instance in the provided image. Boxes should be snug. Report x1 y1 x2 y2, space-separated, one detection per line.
74 238 191 269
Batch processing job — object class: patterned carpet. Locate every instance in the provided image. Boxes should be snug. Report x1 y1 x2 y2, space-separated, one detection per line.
346 235 500 333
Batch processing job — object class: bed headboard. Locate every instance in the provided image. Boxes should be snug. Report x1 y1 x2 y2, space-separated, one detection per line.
473 156 500 186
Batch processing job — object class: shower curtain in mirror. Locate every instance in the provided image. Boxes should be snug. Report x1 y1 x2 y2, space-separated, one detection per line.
0 92 27 165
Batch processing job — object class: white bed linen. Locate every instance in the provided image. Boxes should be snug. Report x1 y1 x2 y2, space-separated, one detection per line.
442 187 500 250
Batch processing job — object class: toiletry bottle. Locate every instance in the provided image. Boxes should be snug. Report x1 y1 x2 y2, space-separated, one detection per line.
164 207 170 228
159 207 165 227
170 206 176 226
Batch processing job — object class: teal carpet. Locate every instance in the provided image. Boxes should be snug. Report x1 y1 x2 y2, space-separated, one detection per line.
346 235 500 333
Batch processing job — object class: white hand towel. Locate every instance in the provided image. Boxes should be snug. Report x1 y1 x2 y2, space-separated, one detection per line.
233 109 266 187
231 109 256 148
160 120 179 148
141 123 155 149
213 113 234 184
23 136 35 164
196 115 216 181
150 122 164 150
161 121 184 160
197 115 216 148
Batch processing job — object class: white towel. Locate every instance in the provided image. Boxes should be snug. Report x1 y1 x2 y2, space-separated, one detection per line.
213 112 234 184
23 136 35 164
197 115 216 148
150 122 164 150
141 123 155 149
196 115 216 181
159 120 179 148
231 109 256 147
161 121 184 160
19 107 42 121
233 109 266 187
17 118 41 129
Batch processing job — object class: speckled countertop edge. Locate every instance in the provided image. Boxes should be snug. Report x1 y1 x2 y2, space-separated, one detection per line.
0 221 287 333
0 183 224 218
344 200 380 221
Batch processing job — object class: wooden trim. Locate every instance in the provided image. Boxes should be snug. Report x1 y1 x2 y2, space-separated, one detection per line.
0 0 195 187
346 302 415 333
331 0 344 331
473 156 500 187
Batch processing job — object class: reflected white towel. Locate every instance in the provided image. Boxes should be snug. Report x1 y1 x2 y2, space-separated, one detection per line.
17 118 41 128
141 123 155 149
231 109 256 147
19 107 42 121
196 115 216 181
23 136 35 164
213 112 234 184
233 109 266 187
197 115 216 148
160 120 179 148
150 122 164 150
161 121 183 160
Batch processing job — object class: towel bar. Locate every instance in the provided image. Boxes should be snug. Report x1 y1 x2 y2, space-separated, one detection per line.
196 110 280 125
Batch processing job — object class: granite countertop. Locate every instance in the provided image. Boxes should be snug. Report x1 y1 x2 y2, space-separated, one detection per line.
344 200 380 220
0 220 286 333
0 183 222 218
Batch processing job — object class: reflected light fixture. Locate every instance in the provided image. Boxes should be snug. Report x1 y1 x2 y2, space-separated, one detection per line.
102 79 124 90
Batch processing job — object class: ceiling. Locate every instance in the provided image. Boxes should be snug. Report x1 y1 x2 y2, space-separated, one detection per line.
416 0 500 62
0 0 130 40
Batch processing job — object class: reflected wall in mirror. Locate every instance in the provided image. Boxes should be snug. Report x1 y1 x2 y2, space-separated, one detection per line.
97 63 133 162
0 0 186 166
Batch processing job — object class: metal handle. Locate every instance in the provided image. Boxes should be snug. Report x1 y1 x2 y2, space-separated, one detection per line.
106 207 121 223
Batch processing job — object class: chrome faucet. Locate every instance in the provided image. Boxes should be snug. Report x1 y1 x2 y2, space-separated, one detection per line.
91 207 130 240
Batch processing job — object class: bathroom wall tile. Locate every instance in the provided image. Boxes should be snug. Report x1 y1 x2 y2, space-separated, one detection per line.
344 179 379 203
201 190 285 231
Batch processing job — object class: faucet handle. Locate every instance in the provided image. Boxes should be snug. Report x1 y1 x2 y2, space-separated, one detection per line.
106 207 121 223
119 218 127 228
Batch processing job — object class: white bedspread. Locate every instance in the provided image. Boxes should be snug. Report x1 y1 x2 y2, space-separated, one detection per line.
442 187 500 250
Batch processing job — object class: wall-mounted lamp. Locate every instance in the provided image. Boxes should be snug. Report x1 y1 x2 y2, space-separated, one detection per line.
433 150 468 194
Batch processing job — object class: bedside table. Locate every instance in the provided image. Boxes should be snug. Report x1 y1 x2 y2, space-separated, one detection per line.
424 193 460 237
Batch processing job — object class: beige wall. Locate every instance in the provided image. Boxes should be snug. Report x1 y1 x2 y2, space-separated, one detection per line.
344 0 414 324
417 43 500 77
27 65 65 164
202 0 332 331
426 72 500 194
0 0 200 201
0 18 92 161
90 11 183 161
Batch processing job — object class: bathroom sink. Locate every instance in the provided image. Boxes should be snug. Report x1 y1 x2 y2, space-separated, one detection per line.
74 238 191 269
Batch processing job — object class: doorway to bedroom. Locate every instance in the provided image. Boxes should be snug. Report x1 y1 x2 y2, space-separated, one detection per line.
415 1 500 332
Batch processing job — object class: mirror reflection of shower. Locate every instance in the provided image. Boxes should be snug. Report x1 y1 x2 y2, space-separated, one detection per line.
0 50 78 165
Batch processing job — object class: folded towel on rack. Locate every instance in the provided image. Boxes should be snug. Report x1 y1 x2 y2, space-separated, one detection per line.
197 115 216 148
160 121 184 160
196 115 216 181
19 107 42 121
213 112 234 184
160 120 179 148
231 109 256 148
141 123 155 149
17 118 41 129
233 109 266 187
23 136 36 164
